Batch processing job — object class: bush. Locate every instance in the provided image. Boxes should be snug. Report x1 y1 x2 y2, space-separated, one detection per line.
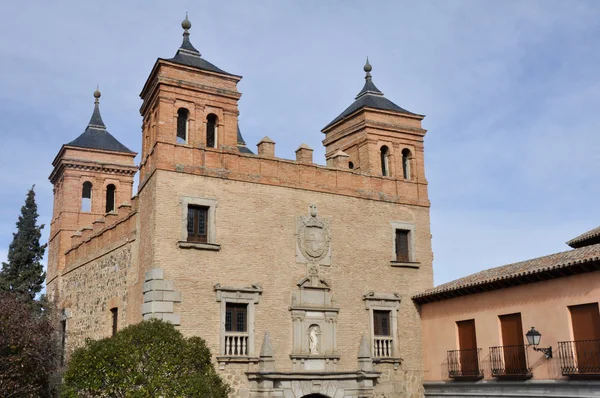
0 292 60 397
61 319 229 397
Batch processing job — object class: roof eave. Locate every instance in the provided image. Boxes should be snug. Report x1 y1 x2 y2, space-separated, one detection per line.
322 106 425 133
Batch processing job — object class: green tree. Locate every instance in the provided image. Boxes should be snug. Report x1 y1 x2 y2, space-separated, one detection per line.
0 291 60 397
61 319 230 398
0 185 47 299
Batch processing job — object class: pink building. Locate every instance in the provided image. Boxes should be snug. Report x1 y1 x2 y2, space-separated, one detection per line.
414 227 600 397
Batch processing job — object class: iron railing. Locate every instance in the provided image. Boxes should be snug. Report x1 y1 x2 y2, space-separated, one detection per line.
489 345 531 378
558 340 600 375
447 348 483 379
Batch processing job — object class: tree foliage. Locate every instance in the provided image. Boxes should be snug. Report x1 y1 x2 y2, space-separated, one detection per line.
61 319 230 398
0 186 47 299
0 292 60 397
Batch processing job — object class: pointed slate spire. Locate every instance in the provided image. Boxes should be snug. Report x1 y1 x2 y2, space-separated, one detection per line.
322 58 415 130
356 57 384 99
166 14 235 76
65 89 135 154
88 86 106 129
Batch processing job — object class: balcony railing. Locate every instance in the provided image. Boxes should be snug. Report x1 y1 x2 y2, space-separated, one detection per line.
373 336 394 358
447 348 484 379
224 332 249 356
558 340 600 376
489 345 532 379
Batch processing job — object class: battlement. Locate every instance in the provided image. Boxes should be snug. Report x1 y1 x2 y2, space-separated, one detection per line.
64 198 138 269
138 139 429 207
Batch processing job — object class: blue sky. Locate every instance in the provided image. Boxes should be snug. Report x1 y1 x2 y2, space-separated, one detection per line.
1 1 599 285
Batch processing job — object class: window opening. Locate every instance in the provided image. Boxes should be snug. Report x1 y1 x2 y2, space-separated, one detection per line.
402 148 411 180
177 108 189 144
81 182 92 212
395 229 410 262
206 114 218 148
374 310 391 336
187 205 208 243
110 308 118 336
380 146 390 176
105 184 116 213
225 303 247 332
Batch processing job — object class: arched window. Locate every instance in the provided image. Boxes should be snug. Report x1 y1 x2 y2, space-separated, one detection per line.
176 108 189 144
105 184 116 213
380 146 390 176
349 161 354 170
402 148 412 180
206 114 218 148
81 182 92 212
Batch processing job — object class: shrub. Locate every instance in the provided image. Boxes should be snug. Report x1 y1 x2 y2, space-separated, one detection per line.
61 319 229 397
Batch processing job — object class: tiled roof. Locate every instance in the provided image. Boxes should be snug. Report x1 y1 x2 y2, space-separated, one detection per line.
237 123 254 155
67 96 134 154
413 243 600 304
566 226 600 248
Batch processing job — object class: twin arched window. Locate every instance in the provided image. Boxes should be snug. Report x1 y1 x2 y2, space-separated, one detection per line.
81 182 92 212
380 146 412 179
177 108 189 144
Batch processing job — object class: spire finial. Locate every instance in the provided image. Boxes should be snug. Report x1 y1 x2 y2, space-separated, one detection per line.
364 57 372 79
182 12 191 34
93 85 101 104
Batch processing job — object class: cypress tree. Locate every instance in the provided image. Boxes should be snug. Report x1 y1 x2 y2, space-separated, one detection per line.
0 186 47 299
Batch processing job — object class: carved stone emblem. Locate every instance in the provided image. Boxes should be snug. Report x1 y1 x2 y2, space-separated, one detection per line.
296 204 331 265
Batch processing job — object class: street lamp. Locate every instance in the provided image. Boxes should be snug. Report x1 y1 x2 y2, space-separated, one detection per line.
525 327 552 359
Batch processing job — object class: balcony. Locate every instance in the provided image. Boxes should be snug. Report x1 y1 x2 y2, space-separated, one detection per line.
224 332 249 356
558 340 600 377
447 349 484 380
373 336 394 358
489 345 532 379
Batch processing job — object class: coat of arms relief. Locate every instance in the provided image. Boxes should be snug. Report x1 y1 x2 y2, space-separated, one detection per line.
296 204 331 266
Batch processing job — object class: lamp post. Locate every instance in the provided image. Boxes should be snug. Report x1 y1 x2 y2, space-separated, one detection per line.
525 327 552 359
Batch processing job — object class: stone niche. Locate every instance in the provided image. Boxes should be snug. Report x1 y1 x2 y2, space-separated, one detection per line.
290 275 340 371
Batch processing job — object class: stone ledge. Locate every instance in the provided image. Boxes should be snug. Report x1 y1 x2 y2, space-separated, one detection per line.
373 357 402 370
177 241 221 251
390 261 420 269
290 354 341 360
216 356 260 364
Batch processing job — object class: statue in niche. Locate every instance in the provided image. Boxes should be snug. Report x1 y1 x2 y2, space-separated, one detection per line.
309 325 320 355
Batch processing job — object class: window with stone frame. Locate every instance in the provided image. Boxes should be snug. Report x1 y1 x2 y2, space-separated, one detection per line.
179 197 219 250
363 292 401 364
390 221 417 265
215 284 262 364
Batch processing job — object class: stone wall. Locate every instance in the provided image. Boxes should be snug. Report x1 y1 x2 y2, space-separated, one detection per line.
59 242 137 354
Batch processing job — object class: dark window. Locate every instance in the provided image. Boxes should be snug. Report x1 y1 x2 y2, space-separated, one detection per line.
187 205 208 243
81 181 92 212
105 184 116 213
374 310 391 336
380 146 390 176
349 161 354 169
206 114 217 148
395 229 410 262
177 108 188 144
225 303 247 332
60 319 67 365
402 148 411 180
110 308 118 336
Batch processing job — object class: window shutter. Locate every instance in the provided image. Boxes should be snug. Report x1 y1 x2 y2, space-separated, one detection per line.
395 229 410 262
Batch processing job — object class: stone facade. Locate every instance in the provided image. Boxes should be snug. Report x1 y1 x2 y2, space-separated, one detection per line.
47 18 433 397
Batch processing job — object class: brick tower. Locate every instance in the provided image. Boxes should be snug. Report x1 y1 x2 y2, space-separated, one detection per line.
47 89 137 297
322 58 427 192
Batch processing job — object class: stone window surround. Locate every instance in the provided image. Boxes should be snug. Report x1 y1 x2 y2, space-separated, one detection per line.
363 291 402 367
214 283 262 366
390 220 419 268
178 196 220 251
